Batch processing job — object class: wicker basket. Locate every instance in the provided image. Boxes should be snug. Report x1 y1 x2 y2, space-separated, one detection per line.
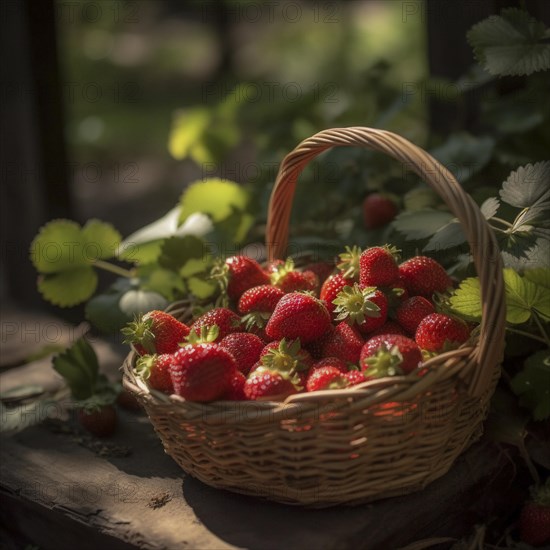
122 127 506 507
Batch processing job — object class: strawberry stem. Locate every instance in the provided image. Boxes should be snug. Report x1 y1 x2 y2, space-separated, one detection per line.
95 260 134 278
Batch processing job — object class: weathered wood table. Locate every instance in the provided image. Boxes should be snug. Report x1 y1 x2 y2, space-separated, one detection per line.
0 305 520 550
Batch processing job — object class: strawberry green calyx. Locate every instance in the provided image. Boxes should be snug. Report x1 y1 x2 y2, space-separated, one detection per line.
337 245 362 280
186 325 220 345
363 345 405 378
241 311 270 330
333 284 381 324
254 364 303 391
210 259 230 292
382 244 401 263
530 479 550 507
135 354 157 379
77 391 117 413
261 338 305 373
269 257 295 286
121 316 156 354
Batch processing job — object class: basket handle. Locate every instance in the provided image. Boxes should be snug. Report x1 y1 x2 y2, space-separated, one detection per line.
266 127 506 398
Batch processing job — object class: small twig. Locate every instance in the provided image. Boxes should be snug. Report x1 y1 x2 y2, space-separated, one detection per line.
94 259 134 278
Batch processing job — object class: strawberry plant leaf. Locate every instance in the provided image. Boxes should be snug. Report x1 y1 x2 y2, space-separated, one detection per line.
502 237 550 271
391 210 454 240
500 162 550 209
467 8 550 76
168 108 212 162
85 285 133 333
30 219 88 273
430 133 494 182
158 235 206 272
52 337 98 400
496 225 539 260
480 197 500 219
423 220 466 252
118 289 168 317
81 219 121 260
138 266 186 301
118 239 164 265
178 179 250 225
524 268 550 289
503 267 550 323
37 267 98 307
510 350 550 421
187 276 217 299
448 277 482 320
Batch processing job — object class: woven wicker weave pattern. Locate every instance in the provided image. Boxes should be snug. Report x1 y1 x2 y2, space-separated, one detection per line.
123 127 506 507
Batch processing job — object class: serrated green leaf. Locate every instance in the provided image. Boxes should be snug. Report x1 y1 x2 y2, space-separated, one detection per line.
496 228 539 261
30 219 88 273
139 267 186 301
449 277 482 320
524 268 550 289
85 291 132 334
187 276 217 299
179 179 250 225
52 337 98 400
158 235 207 272
392 210 454 240
207 207 254 247
37 267 97 307
467 8 550 76
423 220 466 252
81 219 121 260
502 237 550 271
500 161 550 208
510 350 550 421
480 197 500 219
180 258 210 278
430 133 494 183
503 267 550 323
403 187 441 211
118 239 164 265
118 289 168 317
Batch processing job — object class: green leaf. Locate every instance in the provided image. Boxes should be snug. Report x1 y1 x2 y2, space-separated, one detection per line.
52 337 98 400
496 226 539 261
158 235 207 272
511 350 550 421
502 237 550 271
403 187 441 212
524 268 550 289
37 267 98 307
139 267 186 301
503 268 550 324
187 276 217 299
118 289 168 317
430 133 494 183
81 219 121 260
118 240 164 265
392 210 454 240
467 8 550 77
480 197 500 220
30 219 87 273
168 108 212 162
449 277 482 320
500 162 550 208
85 289 133 333
178 179 250 224
423 221 466 252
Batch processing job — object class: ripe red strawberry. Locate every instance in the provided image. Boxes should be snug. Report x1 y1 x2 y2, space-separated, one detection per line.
311 357 348 374
362 193 398 229
303 262 335 285
170 343 236 402
190 308 242 341
220 371 248 401
270 258 319 293
320 322 364 364
360 334 422 377
219 332 264 375
265 292 332 344
259 338 313 378
320 272 355 316
122 310 190 355
415 313 470 352
369 320 408 337
135 353 175 393
238 285 285 314
344 369 367 386
398 256 452 298
332 284 388 335
306 366 349 392
359 246 400 288
519 482 550 546
211 256 270 301
396 296 435 334
244 366 300 401
78 405 117 437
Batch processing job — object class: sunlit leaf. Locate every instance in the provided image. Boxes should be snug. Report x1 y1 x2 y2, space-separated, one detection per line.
500 161 550 208
392 210 454 240
81 219 121 260
38 268 97 307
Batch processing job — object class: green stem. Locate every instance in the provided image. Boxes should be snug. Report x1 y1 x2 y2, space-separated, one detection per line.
506 326 547 344
490 217 513 228
532 311 550 346
94 260 134 278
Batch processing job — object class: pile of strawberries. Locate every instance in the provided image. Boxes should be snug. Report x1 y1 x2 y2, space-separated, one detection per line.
123 245 473 402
